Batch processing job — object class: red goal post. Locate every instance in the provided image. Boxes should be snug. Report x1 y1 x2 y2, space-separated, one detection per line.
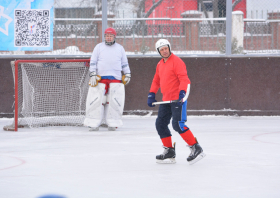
4 59 90 131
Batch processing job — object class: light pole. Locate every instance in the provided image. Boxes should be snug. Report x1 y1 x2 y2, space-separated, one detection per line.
102 0 107 42
226 0 232 55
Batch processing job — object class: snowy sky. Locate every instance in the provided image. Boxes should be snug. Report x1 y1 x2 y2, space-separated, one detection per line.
247 0 280 19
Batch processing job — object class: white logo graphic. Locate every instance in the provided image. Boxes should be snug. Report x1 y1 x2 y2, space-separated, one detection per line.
0 6 13 36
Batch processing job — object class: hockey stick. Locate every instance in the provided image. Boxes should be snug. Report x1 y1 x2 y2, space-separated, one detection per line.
152 100 179 105
152 85 191 106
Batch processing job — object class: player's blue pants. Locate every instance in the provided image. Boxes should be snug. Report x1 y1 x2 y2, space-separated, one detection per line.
156 101 189 139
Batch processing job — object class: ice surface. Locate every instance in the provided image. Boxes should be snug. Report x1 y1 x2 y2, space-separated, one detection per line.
0 116 280 198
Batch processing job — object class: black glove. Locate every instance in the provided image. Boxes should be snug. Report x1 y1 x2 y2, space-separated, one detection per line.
147 92 157 107
177 90 186 106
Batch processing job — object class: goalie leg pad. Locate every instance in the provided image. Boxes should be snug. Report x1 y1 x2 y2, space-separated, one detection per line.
84 83 106 128
105 83 125 127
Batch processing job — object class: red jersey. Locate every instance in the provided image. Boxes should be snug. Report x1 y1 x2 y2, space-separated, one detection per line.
149 53 190 101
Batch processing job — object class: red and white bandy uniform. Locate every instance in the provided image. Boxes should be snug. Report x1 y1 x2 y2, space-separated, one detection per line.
89 42 131 90
84 42 130 128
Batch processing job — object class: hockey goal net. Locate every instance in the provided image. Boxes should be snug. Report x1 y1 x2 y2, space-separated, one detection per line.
3 59 90 131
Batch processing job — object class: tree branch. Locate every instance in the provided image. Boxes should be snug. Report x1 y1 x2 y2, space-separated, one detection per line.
232 0 242 11
144 0 164 18
136 0 146 18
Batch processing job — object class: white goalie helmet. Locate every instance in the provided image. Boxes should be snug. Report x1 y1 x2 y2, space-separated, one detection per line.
155 39 171 55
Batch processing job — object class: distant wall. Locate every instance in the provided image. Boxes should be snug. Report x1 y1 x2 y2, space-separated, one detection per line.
0 56 280 117
26 36 272 53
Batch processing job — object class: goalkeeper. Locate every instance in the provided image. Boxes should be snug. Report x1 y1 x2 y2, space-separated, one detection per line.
84 27 131 131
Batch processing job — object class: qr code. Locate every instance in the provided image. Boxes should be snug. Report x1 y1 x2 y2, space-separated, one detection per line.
14 9 50 47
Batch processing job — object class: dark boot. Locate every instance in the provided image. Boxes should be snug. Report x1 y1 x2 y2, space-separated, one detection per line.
156 143 176 164
187 139 206 165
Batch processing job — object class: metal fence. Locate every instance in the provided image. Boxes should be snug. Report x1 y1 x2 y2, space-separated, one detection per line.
1 0 280 56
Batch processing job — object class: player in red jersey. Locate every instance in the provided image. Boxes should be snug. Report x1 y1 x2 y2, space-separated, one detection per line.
147 39 206 165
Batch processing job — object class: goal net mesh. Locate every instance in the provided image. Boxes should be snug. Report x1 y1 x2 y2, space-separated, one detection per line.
9 60 90 129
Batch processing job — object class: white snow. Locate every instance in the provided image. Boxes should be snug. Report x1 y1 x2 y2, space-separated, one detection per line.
0 115 280 198
37 46 88 55
232 11 244 15
181 10 202 15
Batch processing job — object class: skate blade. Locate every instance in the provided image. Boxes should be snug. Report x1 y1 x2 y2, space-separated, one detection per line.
156 158 176 164
188 152 206 165
89 127 99 131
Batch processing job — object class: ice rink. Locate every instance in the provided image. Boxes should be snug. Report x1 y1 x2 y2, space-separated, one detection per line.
0 116 280 198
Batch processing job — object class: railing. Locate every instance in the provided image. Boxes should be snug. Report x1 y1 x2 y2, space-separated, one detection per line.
49 17 279 55
2 17 280 56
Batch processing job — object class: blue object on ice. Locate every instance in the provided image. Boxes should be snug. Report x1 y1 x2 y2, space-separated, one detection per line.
37 195 66 198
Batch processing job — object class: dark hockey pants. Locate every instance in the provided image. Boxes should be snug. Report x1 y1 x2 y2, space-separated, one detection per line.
156 101 189 139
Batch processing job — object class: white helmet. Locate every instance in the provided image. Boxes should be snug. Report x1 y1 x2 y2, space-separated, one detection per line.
155 39 171 57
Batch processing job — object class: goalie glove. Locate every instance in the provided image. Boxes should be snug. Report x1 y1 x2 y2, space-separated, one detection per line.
122 73 131 85
89 72 101 87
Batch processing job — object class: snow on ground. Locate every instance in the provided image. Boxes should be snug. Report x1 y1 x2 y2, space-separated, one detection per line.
0 116 280 198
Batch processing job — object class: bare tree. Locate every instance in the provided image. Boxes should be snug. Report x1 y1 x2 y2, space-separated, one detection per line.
127 0 165 33
75 0 120 12
143 0 165 18
131 0 145 18
129 0 164 19
232 0 243 11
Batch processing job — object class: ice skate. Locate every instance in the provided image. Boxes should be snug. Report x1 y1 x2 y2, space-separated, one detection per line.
108 127 117 131
187 139 205 165
89 127 99 131
156 142 176 164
